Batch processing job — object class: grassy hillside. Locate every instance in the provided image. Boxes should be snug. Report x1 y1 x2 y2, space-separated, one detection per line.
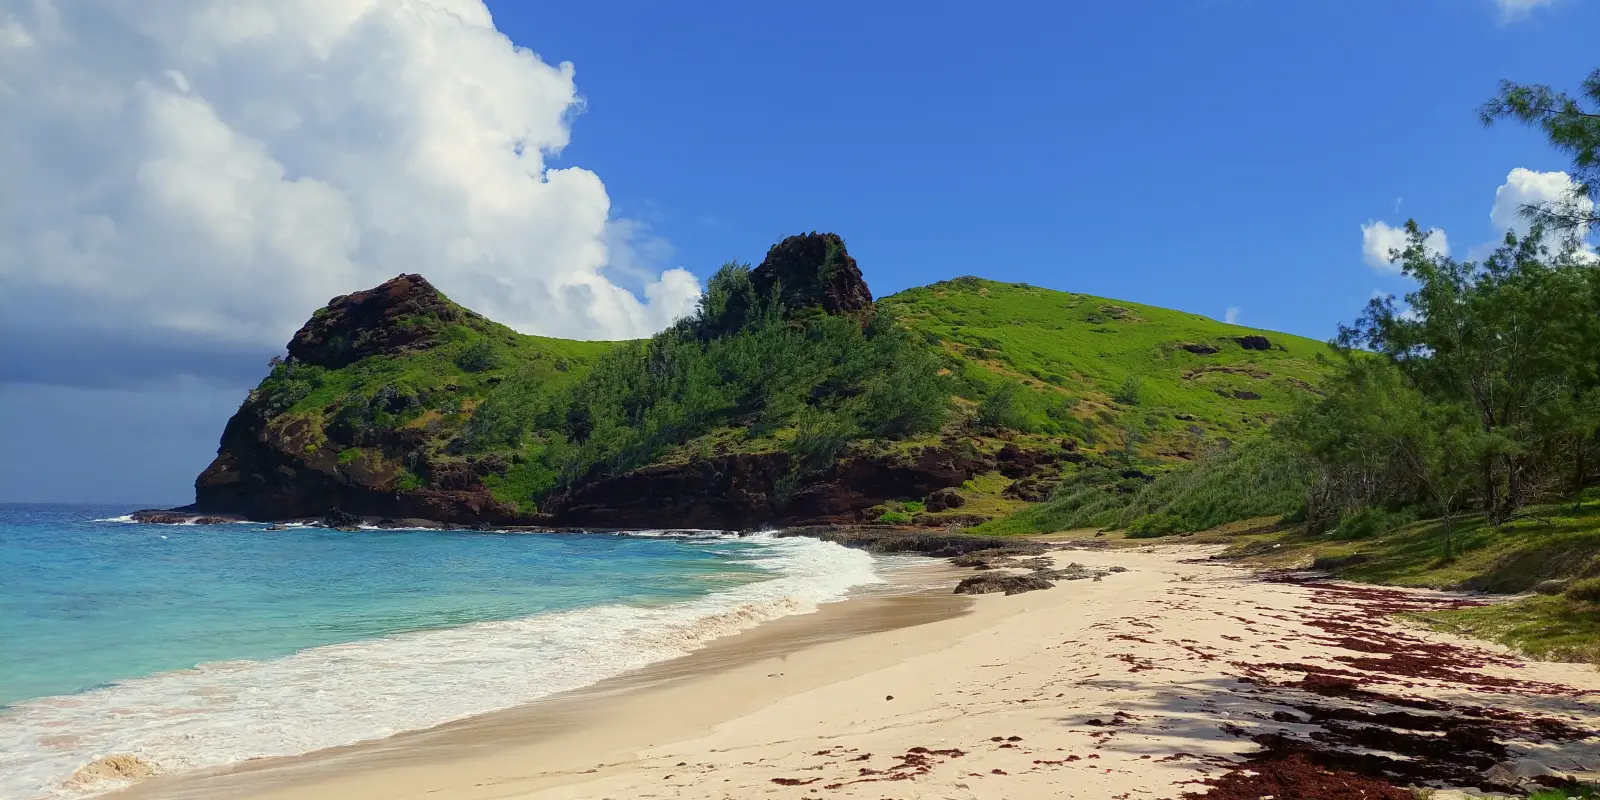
882 277 1329 459
209 255 1334 525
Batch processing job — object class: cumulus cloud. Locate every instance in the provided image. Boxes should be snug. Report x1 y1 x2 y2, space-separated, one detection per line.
1489 167 1592 241
1223 307 1241 324
1360 221 1449 273
1495 0 1559 22
0 0 701 387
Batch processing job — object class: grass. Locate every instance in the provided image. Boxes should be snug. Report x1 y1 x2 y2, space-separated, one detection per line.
880 277 1332 459
1527 783 1599 800
972 437 1304 536
1202 495 1600 666
235 272 1337 515
1414 595 1600 666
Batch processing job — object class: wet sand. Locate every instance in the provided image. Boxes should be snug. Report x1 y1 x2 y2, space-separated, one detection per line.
111 547 1600 800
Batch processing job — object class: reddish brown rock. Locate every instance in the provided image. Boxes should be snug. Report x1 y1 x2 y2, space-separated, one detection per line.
750 232 873 316
288 274 462 369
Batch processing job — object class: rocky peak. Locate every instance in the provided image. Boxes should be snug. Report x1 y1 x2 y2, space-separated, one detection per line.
287 274 462 369
750 232 873 316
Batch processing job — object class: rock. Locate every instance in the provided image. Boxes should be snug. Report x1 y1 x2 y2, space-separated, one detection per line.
1179 342 1220 355
782 528 1047 557
954 573 1055 596
749 232 873 317
924 487 966 512
289 274 462 369
1002 477 1057 502
1220 389 1263 400
1532 578 1570 595
321 508 362 530
1233 335 1272 350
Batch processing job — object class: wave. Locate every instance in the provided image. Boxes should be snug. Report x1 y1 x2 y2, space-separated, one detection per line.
0 533 880 799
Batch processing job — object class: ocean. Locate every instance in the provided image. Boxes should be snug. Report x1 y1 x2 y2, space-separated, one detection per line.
0 504 890 799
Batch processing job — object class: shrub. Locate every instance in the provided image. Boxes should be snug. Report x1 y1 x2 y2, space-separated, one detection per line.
1126 512 1186 538
1114 373 1143 406
456 338 500 372
877 510 914 524
1328 507 1414 541
1566 577 1600 603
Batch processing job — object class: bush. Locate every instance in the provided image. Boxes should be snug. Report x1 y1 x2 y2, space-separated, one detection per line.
1327 507 1414 541
877 510 914 524
455 338 501 372
1114 373 1143 406
1566 577 1600 603
976 380 1032 431
1125 512 1186 539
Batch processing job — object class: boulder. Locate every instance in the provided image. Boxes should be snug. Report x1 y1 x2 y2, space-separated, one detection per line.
924 487 966 512
321 508 362 530
1233 335 1272 350
954 573 1055 596
1179 342 1220 355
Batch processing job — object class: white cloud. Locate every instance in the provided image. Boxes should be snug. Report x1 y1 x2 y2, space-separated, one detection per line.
1224 307 1241 325
0 0 702 364
1489 167 1592 241
1495 0 1559 22
1361 220 1450 273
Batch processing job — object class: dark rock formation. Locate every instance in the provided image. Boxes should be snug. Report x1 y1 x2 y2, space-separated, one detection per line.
549 445 985 530
1002 476 1058 502
954 573 1055 596
1234 335 1272 351
321 508 362 530
774 527 1047 557
1180 342 1220 355
924 487 966 512
129 510 241 525
289 274 461 369
750 232 873 317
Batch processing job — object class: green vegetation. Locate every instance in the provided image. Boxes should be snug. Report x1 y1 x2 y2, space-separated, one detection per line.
974 438 1305 536
505 260 950 493
881 277 1329 455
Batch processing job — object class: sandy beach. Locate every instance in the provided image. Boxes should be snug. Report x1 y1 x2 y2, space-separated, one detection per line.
110 545 1600 800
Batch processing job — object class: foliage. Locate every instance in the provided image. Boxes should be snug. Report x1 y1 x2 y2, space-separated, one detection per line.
1288 221 1600 532
975 438 1305 535
1481 67 1600 239
455 338 501 372
1113 373 1142 406
1566 576 1600 603
533 262 950 490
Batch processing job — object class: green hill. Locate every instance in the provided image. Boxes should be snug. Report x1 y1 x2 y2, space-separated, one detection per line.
175 234 1333 530
883 277 1328 460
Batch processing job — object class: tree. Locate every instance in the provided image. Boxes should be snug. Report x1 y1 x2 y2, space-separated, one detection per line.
1331 222 1600 523
1480 68 1600 241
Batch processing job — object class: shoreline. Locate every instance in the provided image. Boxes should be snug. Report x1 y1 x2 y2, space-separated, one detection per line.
108 558 977 800
106 545 1600 800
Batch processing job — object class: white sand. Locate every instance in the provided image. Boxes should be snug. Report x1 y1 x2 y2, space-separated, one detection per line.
113 546 1600 800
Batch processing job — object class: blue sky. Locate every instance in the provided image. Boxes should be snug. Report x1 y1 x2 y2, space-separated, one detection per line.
502 0 1595 337
1 0 1595 503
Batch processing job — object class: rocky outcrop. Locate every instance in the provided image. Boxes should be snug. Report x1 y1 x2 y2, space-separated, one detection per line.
289 274 463 368
1234 335 1273 351
751 232 873 316
1179 342 1220 355
544 444 985 530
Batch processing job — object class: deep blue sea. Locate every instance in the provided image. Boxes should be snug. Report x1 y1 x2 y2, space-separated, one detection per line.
0 503 885 799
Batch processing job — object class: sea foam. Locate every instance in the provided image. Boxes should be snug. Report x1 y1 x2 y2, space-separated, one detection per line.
0 532 879 799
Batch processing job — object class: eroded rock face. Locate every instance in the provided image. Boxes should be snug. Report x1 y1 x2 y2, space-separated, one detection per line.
543 445 984 530
289 274 462 369
750 232 873 316
1234 335 1272 351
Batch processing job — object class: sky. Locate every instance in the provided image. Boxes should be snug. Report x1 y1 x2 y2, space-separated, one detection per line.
1 0 1597 504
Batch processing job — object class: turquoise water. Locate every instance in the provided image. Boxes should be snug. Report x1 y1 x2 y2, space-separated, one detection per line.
0 503 882 799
